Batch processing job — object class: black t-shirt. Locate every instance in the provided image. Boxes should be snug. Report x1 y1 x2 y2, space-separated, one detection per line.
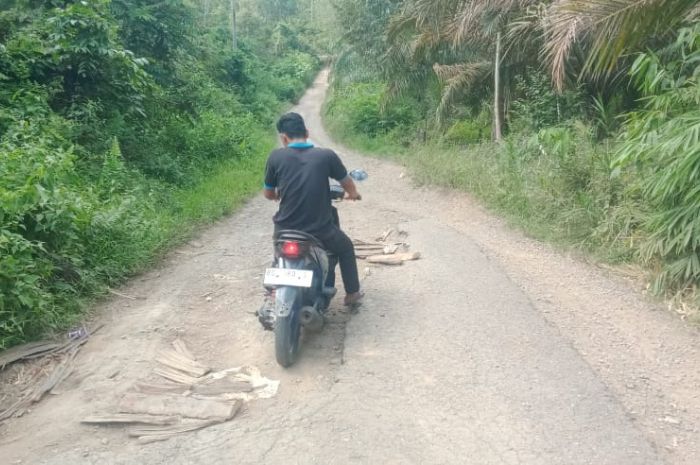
264 146 348 234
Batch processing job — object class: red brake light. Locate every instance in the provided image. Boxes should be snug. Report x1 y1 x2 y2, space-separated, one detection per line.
281 241 301 258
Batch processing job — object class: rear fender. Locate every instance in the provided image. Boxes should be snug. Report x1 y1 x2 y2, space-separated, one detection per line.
274 258 305 318
275 286 302 318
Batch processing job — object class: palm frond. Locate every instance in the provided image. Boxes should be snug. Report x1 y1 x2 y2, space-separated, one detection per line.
433 61 491 123
506 3 548 57
545 0 698 90
332 49 379 87
449 1 485 46
411 30 444 60
382 38 435 101
687 3 700 20
388 0 455 39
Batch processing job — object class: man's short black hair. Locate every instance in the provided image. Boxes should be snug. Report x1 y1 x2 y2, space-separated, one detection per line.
277 112 307 139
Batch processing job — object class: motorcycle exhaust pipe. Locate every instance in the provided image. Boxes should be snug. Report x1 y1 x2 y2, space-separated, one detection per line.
300 305 324 332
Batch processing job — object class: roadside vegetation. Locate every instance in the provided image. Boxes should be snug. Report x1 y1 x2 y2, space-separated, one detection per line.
0 0 327 348
324 0 700 316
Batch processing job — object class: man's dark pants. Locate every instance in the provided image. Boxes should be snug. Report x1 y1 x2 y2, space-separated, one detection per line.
316 227 360 295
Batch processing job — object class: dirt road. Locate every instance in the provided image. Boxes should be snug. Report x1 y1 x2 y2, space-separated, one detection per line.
1 71 699 465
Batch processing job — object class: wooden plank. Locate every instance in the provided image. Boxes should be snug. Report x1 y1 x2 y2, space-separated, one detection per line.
136 434 175 444
355 251 385 256
377 228 395 242
0 341 60 369
82 414 179 426
130 418 223 435
156 349 210 378
383 244 399 255
367 252 421 265
133 382 189 395
157 348 202 366
0 397 28 422
0 323 99 370
119 393 239 421
130 416 235 443
192 379 254 396
30 346 79 402
392 251 421 261
352 239 383 246
155 356 208 378
366 256 403 266
1 345 85 421
172 340 195 361
154 367 200 385
156 352 211 378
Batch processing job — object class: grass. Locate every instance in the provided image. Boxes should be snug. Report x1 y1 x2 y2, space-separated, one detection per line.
328 114 627 252
40 139 271 345
170 151 269 229
105 145 270 283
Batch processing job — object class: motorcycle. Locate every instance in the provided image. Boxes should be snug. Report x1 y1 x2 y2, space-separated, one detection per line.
259 169 367 367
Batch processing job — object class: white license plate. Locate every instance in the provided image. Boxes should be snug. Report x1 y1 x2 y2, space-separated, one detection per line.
264 268 314 288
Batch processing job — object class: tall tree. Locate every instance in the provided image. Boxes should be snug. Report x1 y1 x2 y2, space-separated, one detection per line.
230 0 238 50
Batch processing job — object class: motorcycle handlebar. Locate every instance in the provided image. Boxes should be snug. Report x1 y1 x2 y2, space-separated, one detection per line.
330 190 362 201
330 169 366 201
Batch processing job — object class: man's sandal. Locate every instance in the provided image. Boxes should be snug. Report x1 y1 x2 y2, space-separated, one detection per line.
344 291 365 307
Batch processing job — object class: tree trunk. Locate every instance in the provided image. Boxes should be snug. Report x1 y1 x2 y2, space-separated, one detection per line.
230 0 238 50
203 0 211 25
493 31 503 142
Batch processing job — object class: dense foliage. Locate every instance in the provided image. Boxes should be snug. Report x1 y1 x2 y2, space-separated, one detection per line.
325 0 700 302
0 0 323 348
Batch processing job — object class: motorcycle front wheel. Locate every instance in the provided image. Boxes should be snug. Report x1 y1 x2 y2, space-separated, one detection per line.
274 287 302 367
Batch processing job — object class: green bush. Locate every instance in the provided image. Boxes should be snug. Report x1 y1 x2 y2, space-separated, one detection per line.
326 82 419 137
510 69 585 132
186 111 257 162
0 230 57 347
0 0 322 348
615 25 700 293
270 51 320 101
444 116 491 145
0 118 83 345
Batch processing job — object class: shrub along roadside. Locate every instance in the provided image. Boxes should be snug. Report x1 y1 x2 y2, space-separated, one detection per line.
0 0 322 349
0 118 273 349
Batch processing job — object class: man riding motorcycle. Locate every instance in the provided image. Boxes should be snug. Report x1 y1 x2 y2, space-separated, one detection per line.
262 112 364 309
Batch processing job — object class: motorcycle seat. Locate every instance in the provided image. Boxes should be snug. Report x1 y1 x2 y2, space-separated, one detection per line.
275 230 324 249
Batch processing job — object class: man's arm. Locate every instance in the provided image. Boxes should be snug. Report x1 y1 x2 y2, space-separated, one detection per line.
263 188 279 201
329 151 361 200
340 177 361 201
263 154 279 201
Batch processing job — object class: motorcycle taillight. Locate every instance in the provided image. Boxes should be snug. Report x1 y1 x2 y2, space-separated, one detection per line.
281 241 302 259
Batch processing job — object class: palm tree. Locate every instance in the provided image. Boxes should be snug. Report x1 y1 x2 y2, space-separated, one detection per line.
542 0 700 90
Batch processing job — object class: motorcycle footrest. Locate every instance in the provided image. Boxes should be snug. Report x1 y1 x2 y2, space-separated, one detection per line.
322 287 337 299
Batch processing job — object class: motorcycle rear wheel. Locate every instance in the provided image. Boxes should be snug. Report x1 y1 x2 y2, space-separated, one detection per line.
274 288 302 367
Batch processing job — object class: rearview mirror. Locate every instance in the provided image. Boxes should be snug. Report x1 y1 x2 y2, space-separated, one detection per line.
349 169 368 182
